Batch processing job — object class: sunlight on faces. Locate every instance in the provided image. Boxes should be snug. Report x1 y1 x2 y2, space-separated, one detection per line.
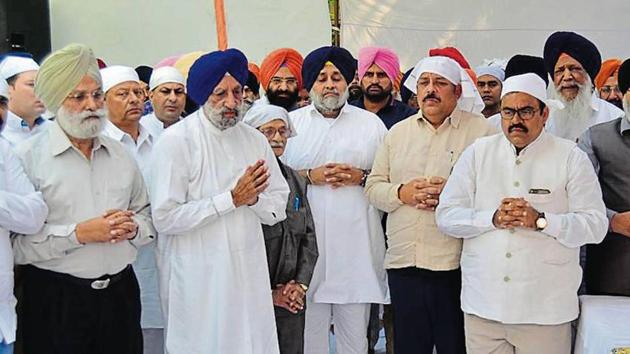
105 81 145 125
149 82 186 124
361 63 393 102
202 74 245 130
416 72 461 122
500 92 549 150
553 54 588 101
8 70 46 118
309 64 349 114
258 119 289 157
57 75 107 139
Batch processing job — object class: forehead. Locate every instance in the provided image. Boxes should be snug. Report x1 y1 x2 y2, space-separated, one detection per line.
477 74 500 82
259 118 287 129
73 75 101 91
155 82 185 91
318 64 342 76
419 72 449 81
15 70 38 82
603 75 618 86
110 80 142 92
273 66 296 78
555 54 583 69
501 92 538 106
365 63 385 73
214 74 242 91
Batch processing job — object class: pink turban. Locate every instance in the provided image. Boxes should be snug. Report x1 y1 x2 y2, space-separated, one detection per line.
358 47 400 82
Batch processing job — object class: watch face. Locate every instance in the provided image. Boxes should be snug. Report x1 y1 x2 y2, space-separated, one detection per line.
536 217 547 229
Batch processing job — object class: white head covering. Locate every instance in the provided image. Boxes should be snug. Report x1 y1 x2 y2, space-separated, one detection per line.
100 65 141 93
242 104 297 137
475 65 505 82
404 56 485 114
501 73 564 110
149 66 186 91
0 56 39 79
0 77 8 99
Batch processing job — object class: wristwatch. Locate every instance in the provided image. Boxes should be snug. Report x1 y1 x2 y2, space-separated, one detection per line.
360 169 370 187
299 283 308 292
535 212 547 231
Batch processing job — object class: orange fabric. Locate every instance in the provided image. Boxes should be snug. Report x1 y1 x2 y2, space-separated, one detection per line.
248 62 261 81
464 68 477 86
595 58 622 89
259 48 304 90
429 47 471 69
214 0 227 50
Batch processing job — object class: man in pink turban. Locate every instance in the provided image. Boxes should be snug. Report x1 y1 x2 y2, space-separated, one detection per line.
351 46 416 129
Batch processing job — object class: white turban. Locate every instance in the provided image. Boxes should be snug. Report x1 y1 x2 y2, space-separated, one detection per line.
149 66 186 91
243 104 297 137
0 56 39 79
404 56 484 114
35 43 101 113
100 65 141 93
501 73 563 110
0 77 8 99
475 65 505 82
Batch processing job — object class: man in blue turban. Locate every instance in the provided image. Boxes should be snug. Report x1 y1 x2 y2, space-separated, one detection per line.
150 48 290 354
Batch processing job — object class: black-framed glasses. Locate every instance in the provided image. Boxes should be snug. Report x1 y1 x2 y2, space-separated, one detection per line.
500 106 540 120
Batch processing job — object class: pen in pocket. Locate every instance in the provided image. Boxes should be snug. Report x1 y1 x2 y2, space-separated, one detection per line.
293 196 301 211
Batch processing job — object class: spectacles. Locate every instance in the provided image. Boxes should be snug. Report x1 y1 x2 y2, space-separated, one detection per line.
259 127 290 138
270 77 298 86
600 85 622 96
500 106 540 120
66 90 105 104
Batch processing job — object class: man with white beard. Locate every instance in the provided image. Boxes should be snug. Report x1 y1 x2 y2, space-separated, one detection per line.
12 43 155 354
282 46 389 354
150 49 289 354
544 31 623 141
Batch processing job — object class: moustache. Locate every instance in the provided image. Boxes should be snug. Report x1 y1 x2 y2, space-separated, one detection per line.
508 123 528 133
367 84 383 91
423 94 440 102
270 142 285 148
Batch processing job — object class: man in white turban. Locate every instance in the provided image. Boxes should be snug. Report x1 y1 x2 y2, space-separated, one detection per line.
140 66 186 139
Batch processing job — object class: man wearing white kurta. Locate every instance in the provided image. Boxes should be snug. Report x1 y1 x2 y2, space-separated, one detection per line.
543 31 623 141
100 66 162 353
282 46 389 354
150 49 289 354
0 77 47 354
0 56 49 145
436 73 608 353
140 66 186 139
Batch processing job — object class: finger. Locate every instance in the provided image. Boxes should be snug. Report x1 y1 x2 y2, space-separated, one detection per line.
108 215 134 226
331 182 345 189
103 209 122 218
112 222 138 233
429 176 445 184
254 182 270 194
253 172 270 187
424 199 439 206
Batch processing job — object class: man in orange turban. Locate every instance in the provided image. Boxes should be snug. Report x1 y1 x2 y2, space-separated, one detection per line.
595 58 623 109
259 48 303 111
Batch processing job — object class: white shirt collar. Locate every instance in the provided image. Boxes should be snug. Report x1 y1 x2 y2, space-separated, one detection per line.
103 119 153 147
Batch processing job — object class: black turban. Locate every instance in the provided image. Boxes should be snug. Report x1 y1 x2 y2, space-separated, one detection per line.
135 65 153 85
302 46 356 91
187 48 248 106
543 31 601 82
245 70 260 96
618 58 630 95
505 55 549 87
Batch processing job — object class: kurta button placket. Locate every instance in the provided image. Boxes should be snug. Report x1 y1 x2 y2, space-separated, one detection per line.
503 276 510 282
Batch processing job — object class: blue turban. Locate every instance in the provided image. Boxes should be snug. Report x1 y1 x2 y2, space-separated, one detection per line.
543 31 601 82
187 48 249 105
302 46 356 91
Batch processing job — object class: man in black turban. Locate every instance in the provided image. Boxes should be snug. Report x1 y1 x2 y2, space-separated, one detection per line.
543 31 623 141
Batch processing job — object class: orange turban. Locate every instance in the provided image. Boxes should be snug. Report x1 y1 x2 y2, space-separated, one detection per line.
594 58 621 89
260 48 304 90
248 62 261 81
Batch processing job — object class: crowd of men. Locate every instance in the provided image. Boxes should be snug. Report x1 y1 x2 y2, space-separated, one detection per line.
0 29 628 354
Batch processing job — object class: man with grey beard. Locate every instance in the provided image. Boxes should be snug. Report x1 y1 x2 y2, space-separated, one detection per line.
149 49 289 354
12 43 155 354
282 46 389 354
544 31 623 142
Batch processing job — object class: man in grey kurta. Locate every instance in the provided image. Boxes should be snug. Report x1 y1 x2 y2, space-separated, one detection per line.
244 104 318 354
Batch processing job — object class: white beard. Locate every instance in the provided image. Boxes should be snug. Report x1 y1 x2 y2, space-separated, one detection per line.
547 77 595 140
310 87 349 115
202 102 244 130
56 106 106 139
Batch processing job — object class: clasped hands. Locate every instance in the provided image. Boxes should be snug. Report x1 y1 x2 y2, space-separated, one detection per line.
76 209 138 244
398 176 446 210
272 280 306 314
492 197 539 230
309 163 363 189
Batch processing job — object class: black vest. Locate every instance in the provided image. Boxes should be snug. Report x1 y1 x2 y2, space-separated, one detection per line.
585 118 630 296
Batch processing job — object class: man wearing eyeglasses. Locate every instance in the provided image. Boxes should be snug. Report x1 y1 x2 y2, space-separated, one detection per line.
13 44 155 354
100 65 164 354
256 48 304 111
594 58 623 110
436 73 608 354
543 31 623 142
243 104 318 354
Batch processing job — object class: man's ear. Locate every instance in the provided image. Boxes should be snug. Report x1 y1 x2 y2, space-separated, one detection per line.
541 105 550 125
454 84 463 99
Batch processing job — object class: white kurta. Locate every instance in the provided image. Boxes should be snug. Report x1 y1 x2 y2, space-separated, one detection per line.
140 113 182 140
150 110 289 354
101 120 162 329
0 137 47 343
436 132 608 325
546 93 623 142
1 111 50 146
282 103 389 304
